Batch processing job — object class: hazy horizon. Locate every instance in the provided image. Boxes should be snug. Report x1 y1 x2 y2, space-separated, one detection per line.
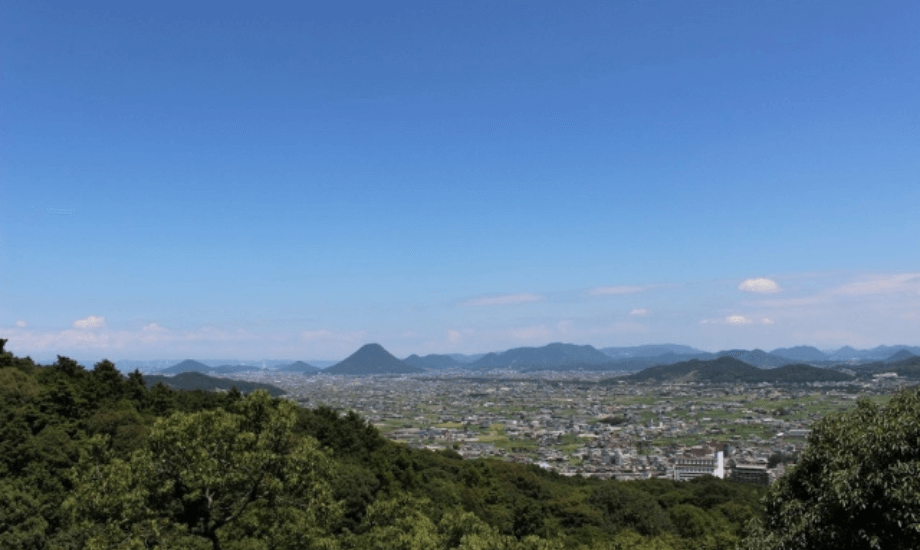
3 1 918 360
19 340 920 369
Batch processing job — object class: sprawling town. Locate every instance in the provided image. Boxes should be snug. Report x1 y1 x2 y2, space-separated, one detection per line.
229 369 907 485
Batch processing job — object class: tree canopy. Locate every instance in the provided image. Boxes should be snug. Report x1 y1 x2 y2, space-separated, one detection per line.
65 391 340 550
744 386 920 550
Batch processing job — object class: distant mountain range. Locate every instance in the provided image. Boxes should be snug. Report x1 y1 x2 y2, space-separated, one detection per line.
447 353 487 364
769 345 828 362
133 342 920 378
822 345 920 361
140 345 920 394
884 350 917 363
601 344 704 358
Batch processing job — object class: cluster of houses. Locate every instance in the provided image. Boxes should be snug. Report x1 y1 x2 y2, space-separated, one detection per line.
228 369 903 484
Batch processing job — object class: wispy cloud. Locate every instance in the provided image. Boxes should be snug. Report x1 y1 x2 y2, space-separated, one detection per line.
726 315 753 325
139 323 170 342
629 308 649 316
738 278 781 294
831 273 920 296
750 273 920 308
15 320 26 327
589 285 646 296
73 315 106 329
700 315 773 326
460 293 543 307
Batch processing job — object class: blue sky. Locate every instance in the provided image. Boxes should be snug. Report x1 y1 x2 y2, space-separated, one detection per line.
2 0 919 361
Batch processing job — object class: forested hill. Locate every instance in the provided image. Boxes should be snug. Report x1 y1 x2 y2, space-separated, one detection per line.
143 371 285 396
403 353 463 370
160 358 212 373
276 360 321 373
851 354 920 378
0 338 771 549
470 343 612 369
622 356 854 383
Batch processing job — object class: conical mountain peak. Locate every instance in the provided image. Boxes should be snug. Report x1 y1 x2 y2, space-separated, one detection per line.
325 343 423 375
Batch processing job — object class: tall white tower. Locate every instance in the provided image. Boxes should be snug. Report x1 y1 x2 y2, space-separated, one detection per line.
713 450 725 479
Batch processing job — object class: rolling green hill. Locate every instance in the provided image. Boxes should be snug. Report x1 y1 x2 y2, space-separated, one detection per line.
144 371 285 396
623 356 853 384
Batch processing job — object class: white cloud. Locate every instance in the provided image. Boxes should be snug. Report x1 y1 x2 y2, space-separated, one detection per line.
590 285 645 296
832 273 920 296
139 323 171 342
15 320 26 327
461 293 542 307
738 278 781 294
629 308 649 316
73 315 106 329
761 318 775 324
726 315 753 325
142 322 168 333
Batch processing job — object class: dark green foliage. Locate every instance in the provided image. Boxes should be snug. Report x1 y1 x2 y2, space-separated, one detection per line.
745 385 920 550
598 414 627 426
766 451 797 468
589 482 673 536
90 359 125 401
512 501 548 539
296 406 386 462
85 400 148 454
0 479 49 550
669 504 717 538
65 392 340 550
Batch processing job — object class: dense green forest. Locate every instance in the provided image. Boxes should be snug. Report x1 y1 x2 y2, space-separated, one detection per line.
2 339 917 549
